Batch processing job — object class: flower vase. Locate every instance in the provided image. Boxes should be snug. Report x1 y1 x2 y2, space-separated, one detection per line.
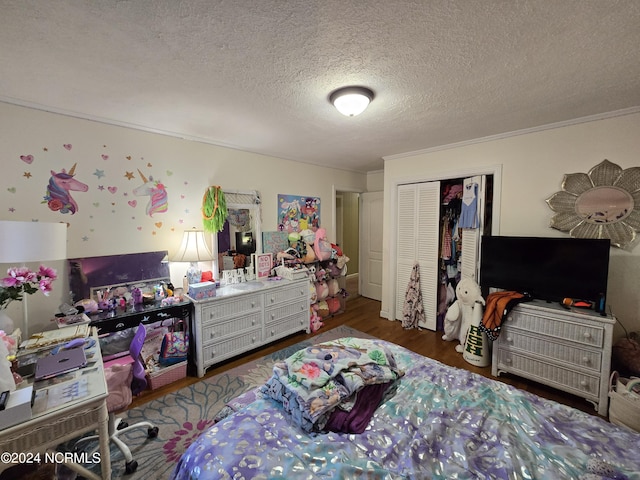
0 309 14 333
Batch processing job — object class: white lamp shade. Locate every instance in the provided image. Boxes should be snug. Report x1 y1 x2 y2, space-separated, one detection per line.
0 221 67 263
330 86 374 116
171 229 213 262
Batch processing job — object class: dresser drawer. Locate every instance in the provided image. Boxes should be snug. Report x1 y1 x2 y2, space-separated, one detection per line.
495 349 600 399
265 313 308 340
201 294 262 323
203 328 263 365
506 310 604 348
501 326 602 372
201 311 262 343
264 299 308 325
264 283 308 307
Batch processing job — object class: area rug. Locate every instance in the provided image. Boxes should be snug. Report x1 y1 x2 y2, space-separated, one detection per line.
84 325 372 479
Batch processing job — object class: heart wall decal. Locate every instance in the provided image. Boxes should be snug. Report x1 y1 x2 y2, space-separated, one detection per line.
63 144 72 150
20 154 34 164
128 200 137 207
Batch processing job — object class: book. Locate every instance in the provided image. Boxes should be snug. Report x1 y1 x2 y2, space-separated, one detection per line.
21 324 90 351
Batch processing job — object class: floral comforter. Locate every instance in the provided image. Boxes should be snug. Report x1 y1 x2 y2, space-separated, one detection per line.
172 339 640 480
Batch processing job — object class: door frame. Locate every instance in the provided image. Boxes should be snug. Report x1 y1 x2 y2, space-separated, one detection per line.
384 165 503 322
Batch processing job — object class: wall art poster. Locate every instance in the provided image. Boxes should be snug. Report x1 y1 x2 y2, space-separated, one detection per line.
277 194 320 233
262 231 289 257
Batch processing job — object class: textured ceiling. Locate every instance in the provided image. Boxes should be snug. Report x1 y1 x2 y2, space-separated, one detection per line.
1 0 640 173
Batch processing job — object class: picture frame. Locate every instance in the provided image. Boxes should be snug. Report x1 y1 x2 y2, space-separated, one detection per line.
253 253 273 279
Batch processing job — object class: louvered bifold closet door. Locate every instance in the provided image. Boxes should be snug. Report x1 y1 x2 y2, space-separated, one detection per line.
459 175 485 282
395 184 417 321
395 182 440 330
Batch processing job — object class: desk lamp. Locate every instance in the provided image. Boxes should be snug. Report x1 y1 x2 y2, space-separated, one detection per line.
171 228 214 287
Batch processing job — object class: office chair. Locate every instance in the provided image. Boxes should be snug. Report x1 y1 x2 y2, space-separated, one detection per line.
75 324 158 474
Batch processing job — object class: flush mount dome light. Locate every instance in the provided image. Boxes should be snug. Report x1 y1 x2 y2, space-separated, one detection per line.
329 86 374 116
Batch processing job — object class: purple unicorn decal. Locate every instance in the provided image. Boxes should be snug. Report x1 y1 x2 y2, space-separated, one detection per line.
133 169 168 217
43 163 89 214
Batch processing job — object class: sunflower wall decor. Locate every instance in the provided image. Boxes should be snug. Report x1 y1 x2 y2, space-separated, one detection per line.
546 160 640 249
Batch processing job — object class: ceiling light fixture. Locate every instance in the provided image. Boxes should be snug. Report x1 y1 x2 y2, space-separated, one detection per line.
329 86 374 117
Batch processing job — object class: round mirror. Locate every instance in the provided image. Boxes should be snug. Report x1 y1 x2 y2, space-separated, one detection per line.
546 160 640 249
575 186 633 224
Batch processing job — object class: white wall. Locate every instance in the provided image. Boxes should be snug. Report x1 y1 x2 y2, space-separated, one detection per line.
0 102 366 334
382 112 640 339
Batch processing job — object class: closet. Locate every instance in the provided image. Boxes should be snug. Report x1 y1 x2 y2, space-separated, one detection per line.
395 175 493 330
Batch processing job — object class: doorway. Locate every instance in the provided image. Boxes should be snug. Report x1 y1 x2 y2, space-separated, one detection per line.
335 190 360 300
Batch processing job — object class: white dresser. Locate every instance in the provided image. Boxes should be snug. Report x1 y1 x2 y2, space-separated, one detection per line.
492 300 615 416
188 278 310 377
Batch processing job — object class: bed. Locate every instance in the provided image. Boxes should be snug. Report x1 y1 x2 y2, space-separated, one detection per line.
171 337 640 479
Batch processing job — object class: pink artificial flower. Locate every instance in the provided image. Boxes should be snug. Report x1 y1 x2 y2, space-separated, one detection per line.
38 265 58 281
0 265 58 309
39 278 54 295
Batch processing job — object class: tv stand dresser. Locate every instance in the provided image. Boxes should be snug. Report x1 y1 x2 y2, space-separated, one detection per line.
188 278 310 378
492 299 615 416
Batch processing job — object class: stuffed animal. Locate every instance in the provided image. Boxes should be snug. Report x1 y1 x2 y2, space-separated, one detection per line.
326 296 341 314
442 277 485 353
309 306 324 332
313 228 333 261
315 281 329 301
317 300 330 318
309 280 318 304
327 278 340 296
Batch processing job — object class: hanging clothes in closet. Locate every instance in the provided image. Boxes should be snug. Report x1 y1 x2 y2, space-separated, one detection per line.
437 186 463 331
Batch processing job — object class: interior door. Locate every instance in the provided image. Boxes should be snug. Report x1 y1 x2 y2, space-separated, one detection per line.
395 182 440 329
360 191 383 300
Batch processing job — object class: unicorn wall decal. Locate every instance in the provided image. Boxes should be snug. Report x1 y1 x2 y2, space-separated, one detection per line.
133 169 168 217
43 163 89 214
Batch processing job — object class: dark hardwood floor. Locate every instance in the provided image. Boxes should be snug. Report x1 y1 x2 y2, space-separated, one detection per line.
129 295 604 418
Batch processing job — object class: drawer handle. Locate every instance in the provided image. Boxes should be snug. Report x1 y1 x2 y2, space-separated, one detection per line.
251 302 256 308
270 297 275 303
506 336 513 343
582 356 589 364
505 358 512 364
583 332 592 340
271 313 275 320
580 380 587 387
252 336 256 343
210 331 215 338
271 330 275 336
252 319 256 325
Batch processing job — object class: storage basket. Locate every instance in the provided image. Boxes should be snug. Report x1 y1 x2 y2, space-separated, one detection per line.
275 264 309 280
146 361 187 390
608 371 640 432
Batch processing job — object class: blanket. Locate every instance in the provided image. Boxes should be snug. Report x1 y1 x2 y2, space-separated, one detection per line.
261 337 404 432
172 340 640 480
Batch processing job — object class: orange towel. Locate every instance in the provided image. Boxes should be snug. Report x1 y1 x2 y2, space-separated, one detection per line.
480 291 531 340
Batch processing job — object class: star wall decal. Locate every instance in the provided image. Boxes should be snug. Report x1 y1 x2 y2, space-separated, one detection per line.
124 171 135 180
23 172 32 178
94 169 105 179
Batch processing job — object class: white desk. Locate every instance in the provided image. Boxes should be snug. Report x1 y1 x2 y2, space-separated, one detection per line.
0 328 110 480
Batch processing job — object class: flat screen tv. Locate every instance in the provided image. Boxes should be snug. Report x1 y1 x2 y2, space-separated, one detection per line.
479 236 610 313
